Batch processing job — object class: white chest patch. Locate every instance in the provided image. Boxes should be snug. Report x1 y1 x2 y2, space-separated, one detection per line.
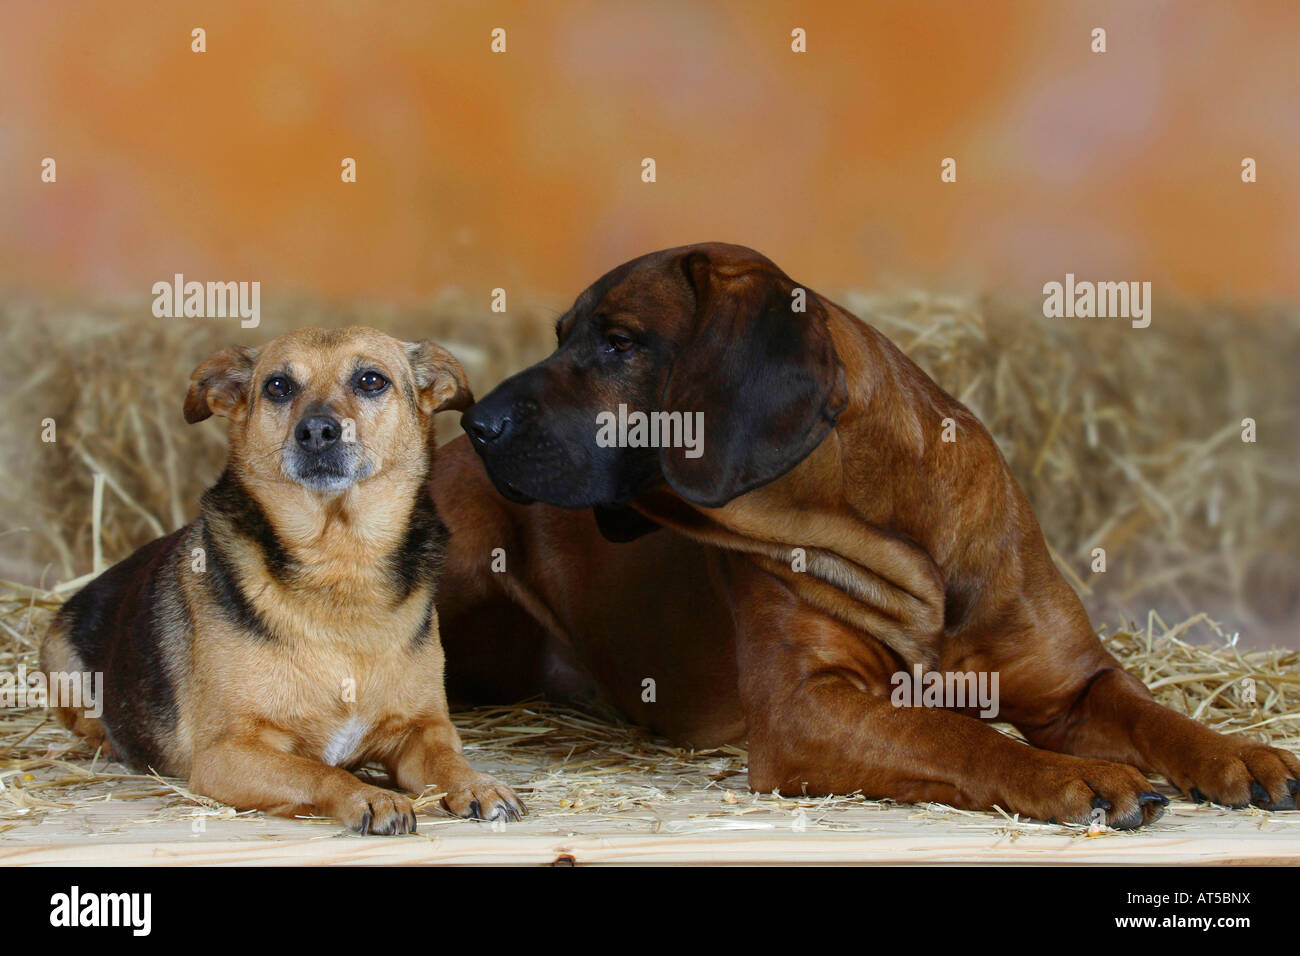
322 716 370 767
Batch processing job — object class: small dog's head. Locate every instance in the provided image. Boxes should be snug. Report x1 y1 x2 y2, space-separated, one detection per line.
184 327 472 493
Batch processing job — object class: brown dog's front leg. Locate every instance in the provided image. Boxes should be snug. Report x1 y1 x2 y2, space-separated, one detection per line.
189 735 417 834
747 673 1168 827
733 593 1168 827
1026 667 1299 811
389 719 525 822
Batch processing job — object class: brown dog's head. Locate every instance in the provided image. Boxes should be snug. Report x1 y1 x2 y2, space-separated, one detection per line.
462 243 847 512
184 327 472 493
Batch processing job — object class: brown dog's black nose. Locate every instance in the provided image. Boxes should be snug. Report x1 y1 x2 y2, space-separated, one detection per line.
296 415 342 452
463 405 509 446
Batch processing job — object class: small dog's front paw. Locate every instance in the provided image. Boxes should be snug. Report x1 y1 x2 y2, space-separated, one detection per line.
336 786 418 835
442 773 526 822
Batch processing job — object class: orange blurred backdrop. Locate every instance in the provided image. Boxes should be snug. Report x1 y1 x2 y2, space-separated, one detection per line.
2 0 1297 305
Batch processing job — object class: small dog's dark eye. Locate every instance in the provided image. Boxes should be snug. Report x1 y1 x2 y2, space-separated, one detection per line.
263 375 295 401
356 371 389 394
606 333 634 354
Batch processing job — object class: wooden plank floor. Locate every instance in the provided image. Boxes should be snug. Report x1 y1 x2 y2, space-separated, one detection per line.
4 750 1298 866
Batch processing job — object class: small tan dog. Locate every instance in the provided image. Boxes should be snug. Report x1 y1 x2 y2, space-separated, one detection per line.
41 327 524 833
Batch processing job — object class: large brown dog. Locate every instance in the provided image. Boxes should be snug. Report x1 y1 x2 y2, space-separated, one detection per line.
43 327 524 832
432 242 1298 828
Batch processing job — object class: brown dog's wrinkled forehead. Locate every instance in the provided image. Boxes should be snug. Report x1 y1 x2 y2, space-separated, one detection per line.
558 242 783 339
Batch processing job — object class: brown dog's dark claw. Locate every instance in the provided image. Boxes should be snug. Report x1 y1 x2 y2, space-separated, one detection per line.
1253 781 1297 811
1134 792 1169 826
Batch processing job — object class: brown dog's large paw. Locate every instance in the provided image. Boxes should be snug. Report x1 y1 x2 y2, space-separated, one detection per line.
1171 741 1300 811
442 772 526 823
1035 757 1169 829
335 786 418 835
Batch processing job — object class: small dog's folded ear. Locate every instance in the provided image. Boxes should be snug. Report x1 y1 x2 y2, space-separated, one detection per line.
405 340 474 414
184 346 259 424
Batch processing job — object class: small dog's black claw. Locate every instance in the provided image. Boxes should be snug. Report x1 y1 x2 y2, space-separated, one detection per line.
1090 796 1112 812
1139 791 1169 807
1288 779 1299 796
1249 782 1270 806
469 800 481 820
1189 787 1209 804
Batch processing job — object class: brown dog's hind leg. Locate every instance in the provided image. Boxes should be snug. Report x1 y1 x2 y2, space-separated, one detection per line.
189 732 417 834
1022 666 1299 811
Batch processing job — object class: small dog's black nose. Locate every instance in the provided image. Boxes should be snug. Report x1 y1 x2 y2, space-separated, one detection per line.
296 415 342 452
463 405 509 445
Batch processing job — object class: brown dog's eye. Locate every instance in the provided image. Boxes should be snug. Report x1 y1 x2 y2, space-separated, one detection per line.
606 333 634 354
263 375 295 402
356 370 390 395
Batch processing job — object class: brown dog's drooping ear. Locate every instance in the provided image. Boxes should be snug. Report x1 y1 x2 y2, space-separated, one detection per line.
659 251 848 508
184 346 259 424
405 340 474 415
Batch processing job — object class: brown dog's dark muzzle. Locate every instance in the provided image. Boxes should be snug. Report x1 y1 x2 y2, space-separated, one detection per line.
462 384 540 503
462 392 525 448
463 363 659 510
